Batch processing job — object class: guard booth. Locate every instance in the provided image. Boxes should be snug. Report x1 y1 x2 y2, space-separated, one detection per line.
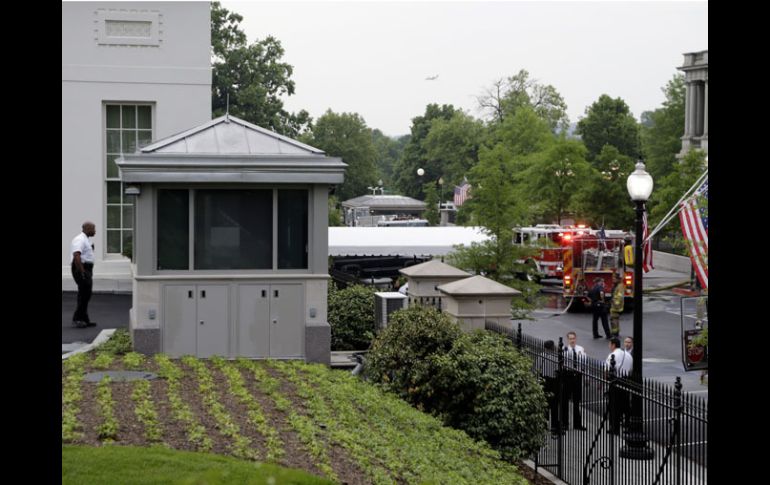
680 295 708 371
437 275 521 332
117 114 346 364
399 259 471 310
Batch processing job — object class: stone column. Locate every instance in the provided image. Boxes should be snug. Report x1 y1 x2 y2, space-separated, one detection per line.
683 81 692 137
703 80 708 136
695 82 704 137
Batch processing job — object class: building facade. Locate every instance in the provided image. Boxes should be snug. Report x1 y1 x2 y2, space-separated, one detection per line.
678 50 708 158
62 2 211 291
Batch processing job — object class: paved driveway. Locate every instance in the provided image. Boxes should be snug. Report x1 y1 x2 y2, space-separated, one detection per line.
62 292 131 346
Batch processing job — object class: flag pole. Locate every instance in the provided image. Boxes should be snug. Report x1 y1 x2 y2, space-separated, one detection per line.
646 169 708 242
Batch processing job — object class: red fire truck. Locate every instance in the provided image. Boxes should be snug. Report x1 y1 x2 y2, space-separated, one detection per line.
561 230 634 311
513 224 594 280
513 225 564 279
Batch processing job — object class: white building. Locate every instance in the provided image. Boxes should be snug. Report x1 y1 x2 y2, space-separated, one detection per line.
62 2 211 291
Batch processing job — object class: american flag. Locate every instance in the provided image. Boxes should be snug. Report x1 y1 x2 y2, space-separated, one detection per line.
678 179 708 288
642 211 654 273
454 181 471 207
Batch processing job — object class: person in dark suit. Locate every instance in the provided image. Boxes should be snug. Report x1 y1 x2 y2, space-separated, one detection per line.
588 278 610 339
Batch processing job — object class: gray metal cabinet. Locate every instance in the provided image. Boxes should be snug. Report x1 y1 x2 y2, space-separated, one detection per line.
237 283 304 358
163 285 230 358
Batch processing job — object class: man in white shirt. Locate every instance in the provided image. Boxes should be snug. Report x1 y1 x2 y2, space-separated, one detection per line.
563 331 586 430
605 337 631 434
70 221 97 328
624 336 634 356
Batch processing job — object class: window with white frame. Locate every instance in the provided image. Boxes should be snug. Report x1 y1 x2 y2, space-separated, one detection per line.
105 104 153 255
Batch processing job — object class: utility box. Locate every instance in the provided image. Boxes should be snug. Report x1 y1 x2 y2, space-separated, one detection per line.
374 292 408 330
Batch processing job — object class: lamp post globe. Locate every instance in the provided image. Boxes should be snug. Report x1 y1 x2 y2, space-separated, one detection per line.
620 159 654 460
417 168 425 177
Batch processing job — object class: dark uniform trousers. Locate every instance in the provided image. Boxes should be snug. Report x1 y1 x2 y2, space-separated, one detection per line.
71 262 94 323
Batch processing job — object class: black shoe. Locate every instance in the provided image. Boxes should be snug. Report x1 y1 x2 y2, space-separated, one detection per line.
574 425 587 431
593 335 602 339
85 322 97 327
72 321 88 328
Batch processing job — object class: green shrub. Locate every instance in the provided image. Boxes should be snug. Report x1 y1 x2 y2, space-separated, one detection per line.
328 284 377 350
98 329 132 355
366 307 547 461
431 331 548 460
365 305 462 411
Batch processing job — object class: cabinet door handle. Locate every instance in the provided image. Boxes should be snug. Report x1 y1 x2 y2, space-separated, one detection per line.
261 290 267 298
188 290 193 298
274 290 279 298
201 290 206 298
272 319 278 325
199 320 204 325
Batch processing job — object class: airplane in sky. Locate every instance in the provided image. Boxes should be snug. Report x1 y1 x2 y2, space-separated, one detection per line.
425 74 439 81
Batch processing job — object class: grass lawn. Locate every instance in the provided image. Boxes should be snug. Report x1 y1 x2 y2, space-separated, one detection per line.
62 444 334 485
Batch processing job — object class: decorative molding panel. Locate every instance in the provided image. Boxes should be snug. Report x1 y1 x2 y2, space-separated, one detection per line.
95 9 162 47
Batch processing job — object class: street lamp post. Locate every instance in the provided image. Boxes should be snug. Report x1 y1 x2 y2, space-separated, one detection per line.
620 159 654 460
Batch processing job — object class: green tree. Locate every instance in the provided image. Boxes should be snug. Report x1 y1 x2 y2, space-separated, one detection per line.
328 195 342 226
493 106 555 158
521 136 591 224
576 94 641 163
422 111 485 188
478 70 569 131
392 104 458 198
301 110 378 202
371 130 408 189
422 182 440 225
571 145 636 229
211 2 311 137
640 74 686 182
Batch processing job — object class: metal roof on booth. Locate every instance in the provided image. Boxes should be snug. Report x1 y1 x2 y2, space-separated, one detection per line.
116 114 346 184
341 194 427 210
437 275 521 297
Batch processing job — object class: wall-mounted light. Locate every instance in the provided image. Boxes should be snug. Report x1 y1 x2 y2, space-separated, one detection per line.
124 184 141 196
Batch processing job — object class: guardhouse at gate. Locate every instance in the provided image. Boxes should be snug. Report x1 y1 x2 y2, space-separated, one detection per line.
398 259 471 309
116 114 346 364
436 275 521 332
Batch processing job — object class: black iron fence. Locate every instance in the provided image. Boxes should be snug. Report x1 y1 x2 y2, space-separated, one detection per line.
486 321 708 485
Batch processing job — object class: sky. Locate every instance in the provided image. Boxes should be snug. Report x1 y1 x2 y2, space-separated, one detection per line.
222 1 708 137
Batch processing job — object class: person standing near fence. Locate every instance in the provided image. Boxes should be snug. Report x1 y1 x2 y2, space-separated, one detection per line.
563 331 587 430
605 337 632 434
536 340 564 436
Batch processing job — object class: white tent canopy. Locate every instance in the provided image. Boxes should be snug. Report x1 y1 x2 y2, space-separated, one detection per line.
328 227 490 257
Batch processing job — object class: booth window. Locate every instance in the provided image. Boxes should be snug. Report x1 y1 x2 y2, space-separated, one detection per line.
278 189 308 269
157 190 189 270
194 189 273 269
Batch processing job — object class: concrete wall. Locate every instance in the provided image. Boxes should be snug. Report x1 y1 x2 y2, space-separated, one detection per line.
62 2 211 289
651 250 692 274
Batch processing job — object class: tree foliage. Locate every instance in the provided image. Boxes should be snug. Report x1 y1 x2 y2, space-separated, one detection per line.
371 130 408 189
520 136 591 224
478 70 569 132
640 74 686 182
301 110 378 202
571 145 636 229
422 111 485 188
210 2 310 137
576 94 641 163
392 104 458 198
